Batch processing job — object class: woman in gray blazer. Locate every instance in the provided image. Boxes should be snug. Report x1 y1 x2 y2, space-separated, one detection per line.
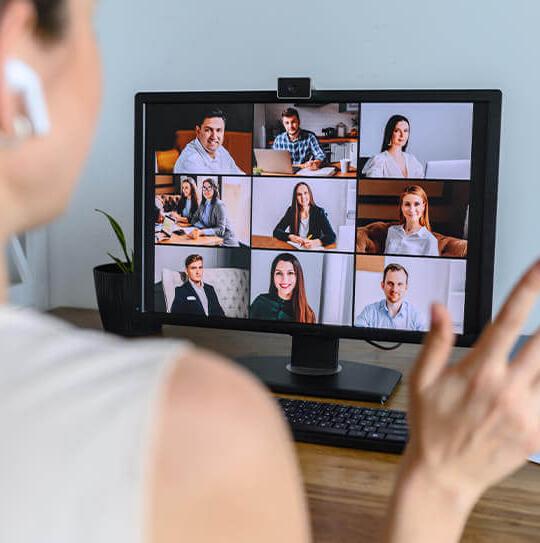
190 178 238 246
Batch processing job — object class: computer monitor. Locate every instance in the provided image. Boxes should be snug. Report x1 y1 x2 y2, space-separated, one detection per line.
134 90 501 403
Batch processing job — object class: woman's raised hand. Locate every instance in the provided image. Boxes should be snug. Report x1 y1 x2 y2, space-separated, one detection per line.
385 259 540 543
408 258 540 502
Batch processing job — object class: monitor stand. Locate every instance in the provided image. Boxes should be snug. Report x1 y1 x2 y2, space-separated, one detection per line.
236 335 402 404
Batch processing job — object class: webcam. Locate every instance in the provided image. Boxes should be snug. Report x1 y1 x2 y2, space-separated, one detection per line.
277 77 312 100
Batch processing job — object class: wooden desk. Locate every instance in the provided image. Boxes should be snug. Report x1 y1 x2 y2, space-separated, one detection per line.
330 162 357 178
256 165 356 179
49 307 540 543
252 235 337 251
156 232 223 246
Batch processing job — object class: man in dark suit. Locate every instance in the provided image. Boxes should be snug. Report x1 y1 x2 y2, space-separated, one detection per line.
170 254 225 317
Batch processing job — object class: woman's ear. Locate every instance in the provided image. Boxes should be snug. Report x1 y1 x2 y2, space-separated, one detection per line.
0 0 47 140
5 58 50 136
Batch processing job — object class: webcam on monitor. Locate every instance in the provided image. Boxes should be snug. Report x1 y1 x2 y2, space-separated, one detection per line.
277 77 312 99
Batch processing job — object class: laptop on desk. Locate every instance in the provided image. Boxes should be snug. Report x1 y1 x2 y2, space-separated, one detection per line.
254 149 336 176
254 149 299 174
425 159 471 180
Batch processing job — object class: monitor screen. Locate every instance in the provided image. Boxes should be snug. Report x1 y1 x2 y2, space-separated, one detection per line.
135 91 500 347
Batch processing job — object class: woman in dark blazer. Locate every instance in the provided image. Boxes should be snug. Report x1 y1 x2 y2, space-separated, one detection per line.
273 182 336 248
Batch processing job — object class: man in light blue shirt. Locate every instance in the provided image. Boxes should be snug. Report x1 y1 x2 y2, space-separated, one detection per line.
173 109 245 175
354 263 427 331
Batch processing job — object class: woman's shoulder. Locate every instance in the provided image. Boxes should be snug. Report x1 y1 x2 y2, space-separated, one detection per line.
252 293 272 305
420 225 437 238
362 151 389 174
367 151 388 164
0 305 186 371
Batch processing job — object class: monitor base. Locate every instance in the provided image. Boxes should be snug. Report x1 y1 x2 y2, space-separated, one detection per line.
236 355 402 404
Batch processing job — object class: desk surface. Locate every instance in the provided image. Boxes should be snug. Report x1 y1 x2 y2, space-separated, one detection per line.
252 235 337 251
156 232 223 246
257 163 357 179
50 307 540 543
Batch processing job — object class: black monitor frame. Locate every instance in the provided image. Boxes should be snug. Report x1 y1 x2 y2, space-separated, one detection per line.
134 90 501 402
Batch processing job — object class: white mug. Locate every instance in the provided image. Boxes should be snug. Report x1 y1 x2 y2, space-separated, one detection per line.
339 158 350 174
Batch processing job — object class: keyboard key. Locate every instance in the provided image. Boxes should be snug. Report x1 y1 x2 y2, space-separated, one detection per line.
386 433 408 443
366 432 386 440
348 430 367 438
294 424 348 436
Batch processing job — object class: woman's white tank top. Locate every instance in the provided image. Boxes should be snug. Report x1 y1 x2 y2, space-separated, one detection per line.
0 305 187 542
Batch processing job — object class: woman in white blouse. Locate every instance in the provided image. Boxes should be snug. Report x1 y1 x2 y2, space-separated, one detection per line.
385 185 439 256
362 115 425 178
1 2 539 542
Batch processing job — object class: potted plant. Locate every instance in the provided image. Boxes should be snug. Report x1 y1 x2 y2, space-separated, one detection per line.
93 209 161 336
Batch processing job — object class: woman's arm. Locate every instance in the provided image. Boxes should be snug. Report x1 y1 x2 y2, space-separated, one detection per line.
313 206 336 246
149 348 310 543
273 207 294 242
362 153 385 177
408 153 425 179
385 260 540 543
208 200 228 238
426 232 439 256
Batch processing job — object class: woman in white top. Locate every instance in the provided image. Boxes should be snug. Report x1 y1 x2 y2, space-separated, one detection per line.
385 185 439 256
0 1 539 542
362 115 425 178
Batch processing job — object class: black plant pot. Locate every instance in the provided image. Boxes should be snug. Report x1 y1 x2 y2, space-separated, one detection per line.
93 263 161 337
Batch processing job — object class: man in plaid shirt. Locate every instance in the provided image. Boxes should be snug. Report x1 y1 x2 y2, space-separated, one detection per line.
272 107 326 170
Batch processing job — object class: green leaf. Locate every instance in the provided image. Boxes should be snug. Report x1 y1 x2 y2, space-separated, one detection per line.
96 209 132 270
107 252 129 273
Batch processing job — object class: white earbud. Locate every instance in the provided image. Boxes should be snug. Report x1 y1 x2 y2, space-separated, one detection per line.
5 58 50 136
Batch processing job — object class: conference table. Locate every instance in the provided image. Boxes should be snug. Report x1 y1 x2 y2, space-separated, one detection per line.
50 308 540 542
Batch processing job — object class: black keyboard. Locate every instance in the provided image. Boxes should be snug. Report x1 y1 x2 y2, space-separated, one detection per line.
278 397 409 454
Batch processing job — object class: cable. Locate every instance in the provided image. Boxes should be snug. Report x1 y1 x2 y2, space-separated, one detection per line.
365 340 402 351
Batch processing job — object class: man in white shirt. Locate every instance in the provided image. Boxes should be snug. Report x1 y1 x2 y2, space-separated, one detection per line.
354 263 427 331
173 109 245 175
170 254 225 317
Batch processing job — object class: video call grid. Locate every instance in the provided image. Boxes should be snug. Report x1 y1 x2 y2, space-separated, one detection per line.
150 101 474 331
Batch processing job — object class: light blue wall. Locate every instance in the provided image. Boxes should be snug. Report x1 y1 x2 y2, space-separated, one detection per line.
48 0 539 333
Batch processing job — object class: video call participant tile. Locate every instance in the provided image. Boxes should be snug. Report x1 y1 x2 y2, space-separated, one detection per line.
252 177 356 253
250 249 353 326
252 103 358 177
154 246 250 318
354 255 466 333
356 180 470 257
149 103 253 176
359 102 473 180
154 175 251 248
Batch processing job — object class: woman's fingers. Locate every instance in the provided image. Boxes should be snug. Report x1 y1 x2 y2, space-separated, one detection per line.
411 304 454 391
512 327 540 385
475 259 540 365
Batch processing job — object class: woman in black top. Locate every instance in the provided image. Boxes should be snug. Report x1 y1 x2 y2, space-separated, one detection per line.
273 182 336 248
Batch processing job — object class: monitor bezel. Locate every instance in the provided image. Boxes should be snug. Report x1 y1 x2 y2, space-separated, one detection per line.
134 89 501 348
